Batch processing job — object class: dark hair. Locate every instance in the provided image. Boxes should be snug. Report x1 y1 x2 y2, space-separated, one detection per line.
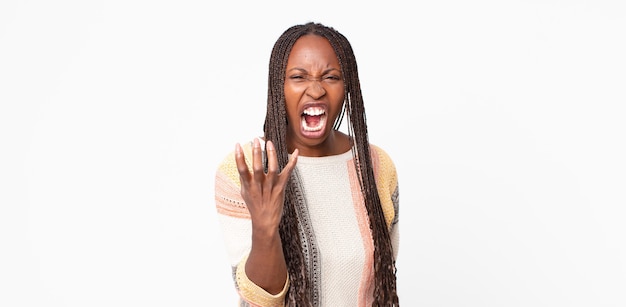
263 22 399 306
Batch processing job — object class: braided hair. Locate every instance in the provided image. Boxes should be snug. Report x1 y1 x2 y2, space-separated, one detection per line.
263 22 399 306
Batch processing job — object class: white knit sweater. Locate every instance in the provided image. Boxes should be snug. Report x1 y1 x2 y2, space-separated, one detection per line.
214 139 399 306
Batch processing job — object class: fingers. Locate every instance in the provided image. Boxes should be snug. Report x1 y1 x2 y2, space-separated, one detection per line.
265 140 278 175
235 143 250 181
252 138 265 182
267 141 298 176
284 148 299 174
235 139 299 185
277 148 298 186
265 140 278 187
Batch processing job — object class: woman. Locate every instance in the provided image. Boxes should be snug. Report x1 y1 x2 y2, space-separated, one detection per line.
215 22 400 306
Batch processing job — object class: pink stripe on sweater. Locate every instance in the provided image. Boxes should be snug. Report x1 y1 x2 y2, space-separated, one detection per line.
215 171 251 219
347 160 375 306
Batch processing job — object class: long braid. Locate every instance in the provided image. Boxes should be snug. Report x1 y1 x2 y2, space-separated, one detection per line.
263 22 399 306
263 25 312 307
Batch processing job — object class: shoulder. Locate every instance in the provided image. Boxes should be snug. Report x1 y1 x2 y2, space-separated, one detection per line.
368 142 398 190
215 138 259 182
368 143 399 229
369 143 392 158
369 143 397 172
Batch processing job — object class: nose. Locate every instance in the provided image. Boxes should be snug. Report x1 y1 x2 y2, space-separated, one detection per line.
305 78 326 99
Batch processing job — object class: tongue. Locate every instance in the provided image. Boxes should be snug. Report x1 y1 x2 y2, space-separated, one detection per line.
305 115 321 127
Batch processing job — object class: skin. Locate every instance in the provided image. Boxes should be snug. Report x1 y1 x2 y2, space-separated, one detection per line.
234 34 352 294
283 34 352 157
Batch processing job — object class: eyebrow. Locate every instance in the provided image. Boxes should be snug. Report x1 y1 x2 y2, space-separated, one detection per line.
286 67 341 74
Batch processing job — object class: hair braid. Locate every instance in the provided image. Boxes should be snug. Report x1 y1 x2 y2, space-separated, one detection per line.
263 22 399 306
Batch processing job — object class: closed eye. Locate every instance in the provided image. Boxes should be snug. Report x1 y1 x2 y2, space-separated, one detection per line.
288 75 307 82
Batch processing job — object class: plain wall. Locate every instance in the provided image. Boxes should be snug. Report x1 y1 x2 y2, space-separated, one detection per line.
1 0 625 306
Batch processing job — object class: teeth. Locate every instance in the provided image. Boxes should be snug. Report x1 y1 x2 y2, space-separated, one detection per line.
301 106 326 132
301 116 326 131
303 107 325 116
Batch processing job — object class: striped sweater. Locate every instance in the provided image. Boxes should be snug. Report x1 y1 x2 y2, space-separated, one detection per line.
215 139 400 306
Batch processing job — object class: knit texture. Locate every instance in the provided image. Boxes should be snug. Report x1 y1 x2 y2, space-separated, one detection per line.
215 139 399 306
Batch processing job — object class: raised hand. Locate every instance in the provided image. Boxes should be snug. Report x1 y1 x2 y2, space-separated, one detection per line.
235 138 299 233
234 138 299 294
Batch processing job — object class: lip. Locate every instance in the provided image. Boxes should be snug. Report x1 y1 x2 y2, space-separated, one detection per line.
299 101 329 138
299 101 328 115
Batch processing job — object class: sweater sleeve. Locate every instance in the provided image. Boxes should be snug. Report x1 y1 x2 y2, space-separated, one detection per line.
214 142 289 306
370 144 400 260
235 255 290 307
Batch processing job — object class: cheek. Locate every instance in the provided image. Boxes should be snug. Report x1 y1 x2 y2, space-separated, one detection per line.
329 85 345 106
283 84 301 120
283 84 297 102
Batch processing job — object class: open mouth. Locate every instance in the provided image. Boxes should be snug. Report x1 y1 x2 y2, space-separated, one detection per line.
301 106 327 132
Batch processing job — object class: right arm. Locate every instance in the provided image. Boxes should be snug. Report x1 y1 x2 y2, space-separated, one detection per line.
235 138 298 294
215 138 298 305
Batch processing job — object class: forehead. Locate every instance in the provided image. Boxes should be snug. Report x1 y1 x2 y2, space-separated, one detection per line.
287 34 339 66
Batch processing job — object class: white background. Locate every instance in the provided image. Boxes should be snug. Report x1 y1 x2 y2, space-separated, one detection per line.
1 0 625 306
